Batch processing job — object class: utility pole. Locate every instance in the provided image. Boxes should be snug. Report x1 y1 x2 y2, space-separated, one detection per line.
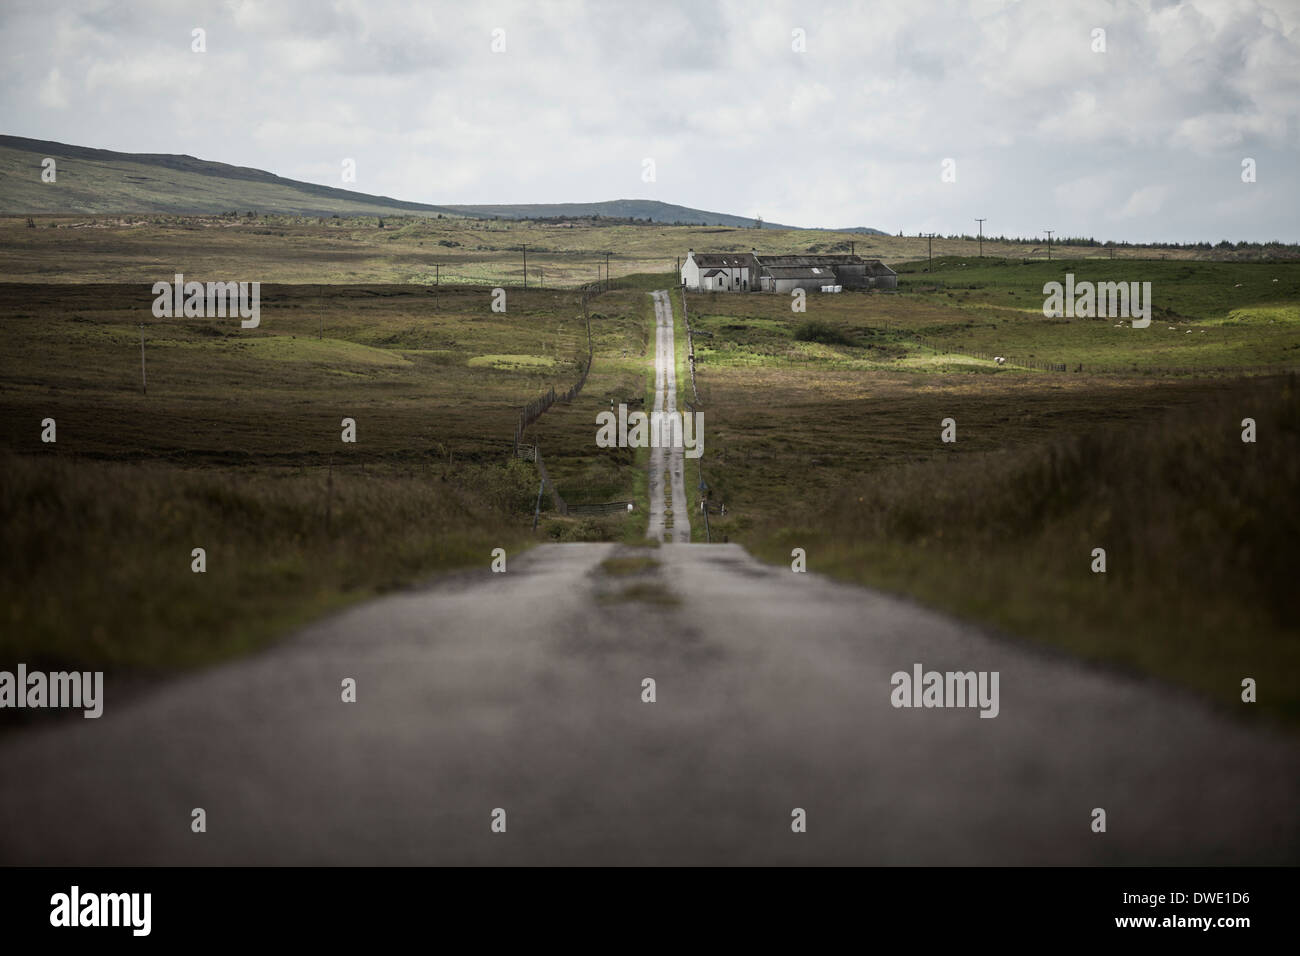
927 233 934 271
139 323 147 395
975 218 986 258
697 456 710 544
1045 230 1054 261
435 262 440 311
522 244 527 288
605 251 610 292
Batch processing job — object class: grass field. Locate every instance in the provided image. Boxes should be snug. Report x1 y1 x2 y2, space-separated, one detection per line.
747 377 1300 723
7 214 1298 289
679 259 1300 727
3 225 1297 729
0 280 650 674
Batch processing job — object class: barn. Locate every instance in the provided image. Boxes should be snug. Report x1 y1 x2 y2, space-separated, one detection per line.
681 251 897 293
760 263 840 294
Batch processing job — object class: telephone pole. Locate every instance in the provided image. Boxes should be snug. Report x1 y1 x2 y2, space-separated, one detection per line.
975 218 986 258
522 244 527 288
926 233 935 271
1045 230 1054 261
605 251 610 292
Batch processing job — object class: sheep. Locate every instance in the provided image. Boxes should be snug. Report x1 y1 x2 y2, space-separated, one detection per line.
994 356 1006 365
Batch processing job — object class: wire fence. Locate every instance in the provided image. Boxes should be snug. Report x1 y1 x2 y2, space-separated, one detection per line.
566 500 635 516
511 291 595 456
511 285 641 522
679 286 702 406
533 445 568 515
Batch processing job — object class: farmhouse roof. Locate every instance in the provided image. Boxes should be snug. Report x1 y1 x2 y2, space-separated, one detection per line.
861 259 897 276
691 252 758 269
764 265 835 279
755 254 866 268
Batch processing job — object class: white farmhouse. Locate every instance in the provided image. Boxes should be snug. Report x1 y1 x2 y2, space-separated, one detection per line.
681 250 897 293
680 250 759 292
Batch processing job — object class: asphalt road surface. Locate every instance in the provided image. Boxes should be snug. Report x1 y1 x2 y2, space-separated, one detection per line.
1 542 1296 865
646 289 690 544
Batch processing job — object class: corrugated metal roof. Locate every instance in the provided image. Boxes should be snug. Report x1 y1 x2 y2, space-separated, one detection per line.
690 253 758 269
756 254 866 267
688 252 896 278
764 266 831 279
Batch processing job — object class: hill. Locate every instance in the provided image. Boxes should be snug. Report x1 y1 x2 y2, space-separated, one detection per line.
440 200 808 230
0 135 468 218
0 135 885 231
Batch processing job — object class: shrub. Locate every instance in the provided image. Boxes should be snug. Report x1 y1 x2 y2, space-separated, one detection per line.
793 320 851 346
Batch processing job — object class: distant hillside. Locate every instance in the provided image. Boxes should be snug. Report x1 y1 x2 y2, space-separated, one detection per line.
442 201 886 233
0 135 466 218
442 200 802 230
0 135 885 232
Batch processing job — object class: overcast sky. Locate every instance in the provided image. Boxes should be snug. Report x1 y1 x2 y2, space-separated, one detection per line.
2 0 1297 241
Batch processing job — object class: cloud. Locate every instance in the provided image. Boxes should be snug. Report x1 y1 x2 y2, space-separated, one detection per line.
37 67 67 108
0 0 1296 240
1118 184 1173 220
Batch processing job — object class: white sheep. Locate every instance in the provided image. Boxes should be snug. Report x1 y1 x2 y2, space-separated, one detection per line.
994 356 1006 365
